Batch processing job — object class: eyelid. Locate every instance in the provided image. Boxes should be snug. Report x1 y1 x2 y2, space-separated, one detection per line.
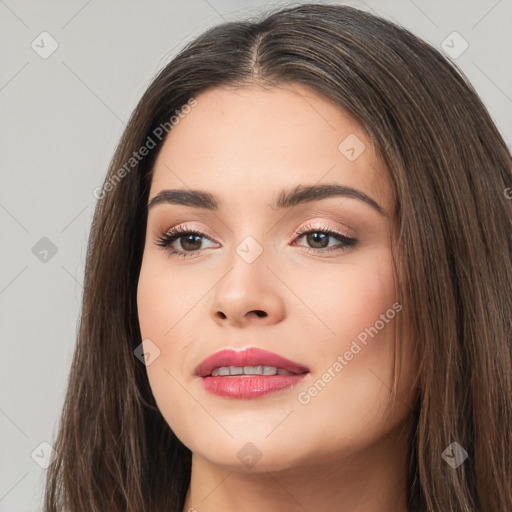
158 217 354 240
158 222 217 241
294 219 354 239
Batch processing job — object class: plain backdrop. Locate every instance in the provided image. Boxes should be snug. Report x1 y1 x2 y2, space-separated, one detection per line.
1 0 511 510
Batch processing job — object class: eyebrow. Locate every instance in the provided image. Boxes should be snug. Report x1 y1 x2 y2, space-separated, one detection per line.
147 183 386 216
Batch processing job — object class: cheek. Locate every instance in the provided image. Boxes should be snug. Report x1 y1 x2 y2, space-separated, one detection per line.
136 252 210 389
290 246 397 354
136 256 199 441
136 255 195 385
289 248 405 437
137 252 203 342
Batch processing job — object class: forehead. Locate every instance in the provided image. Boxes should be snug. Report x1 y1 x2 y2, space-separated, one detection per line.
149 83 392 214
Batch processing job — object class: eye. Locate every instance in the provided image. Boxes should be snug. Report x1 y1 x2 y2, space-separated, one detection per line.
155 225 218 260
292 223 357 255
155 223 357 259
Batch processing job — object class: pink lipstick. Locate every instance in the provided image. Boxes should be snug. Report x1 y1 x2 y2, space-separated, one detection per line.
195 347 310 399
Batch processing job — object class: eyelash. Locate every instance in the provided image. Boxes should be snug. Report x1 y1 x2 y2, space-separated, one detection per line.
155 223 357 260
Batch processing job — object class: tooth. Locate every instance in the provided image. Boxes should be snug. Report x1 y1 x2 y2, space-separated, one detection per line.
210 365 295 377
263 366 277 375
243 365 263 375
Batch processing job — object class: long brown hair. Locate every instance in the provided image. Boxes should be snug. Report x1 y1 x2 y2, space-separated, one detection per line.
43 4 512 511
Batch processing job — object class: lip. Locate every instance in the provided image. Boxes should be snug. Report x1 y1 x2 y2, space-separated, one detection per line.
195 347 310 399
194 347 310 377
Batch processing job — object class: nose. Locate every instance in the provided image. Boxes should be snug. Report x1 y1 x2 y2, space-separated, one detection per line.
209 259 286 328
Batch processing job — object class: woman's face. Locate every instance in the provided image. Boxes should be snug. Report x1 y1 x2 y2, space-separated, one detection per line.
137 83 417 472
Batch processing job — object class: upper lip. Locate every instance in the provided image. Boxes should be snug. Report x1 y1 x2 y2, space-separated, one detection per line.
195 347 310 377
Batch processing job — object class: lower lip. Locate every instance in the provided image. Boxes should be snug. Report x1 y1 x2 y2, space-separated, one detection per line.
200 373 309 399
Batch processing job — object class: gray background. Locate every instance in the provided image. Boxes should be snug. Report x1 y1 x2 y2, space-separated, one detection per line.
1 0 511 510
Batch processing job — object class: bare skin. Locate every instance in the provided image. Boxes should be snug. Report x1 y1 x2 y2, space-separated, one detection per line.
136 82 418 512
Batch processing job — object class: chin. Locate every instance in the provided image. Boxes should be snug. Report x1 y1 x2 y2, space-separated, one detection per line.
178 428 311 471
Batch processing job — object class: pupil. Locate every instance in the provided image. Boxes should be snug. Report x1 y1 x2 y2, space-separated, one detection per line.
182 234 201 250
308 232 328 248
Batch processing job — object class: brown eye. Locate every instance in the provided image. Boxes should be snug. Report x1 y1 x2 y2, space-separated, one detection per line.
293 225 357 254
155 227 217 259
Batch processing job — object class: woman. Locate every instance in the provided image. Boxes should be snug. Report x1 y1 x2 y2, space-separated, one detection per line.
44 3 512 511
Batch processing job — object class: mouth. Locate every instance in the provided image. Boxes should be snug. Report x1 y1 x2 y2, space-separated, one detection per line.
195 347 310 399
